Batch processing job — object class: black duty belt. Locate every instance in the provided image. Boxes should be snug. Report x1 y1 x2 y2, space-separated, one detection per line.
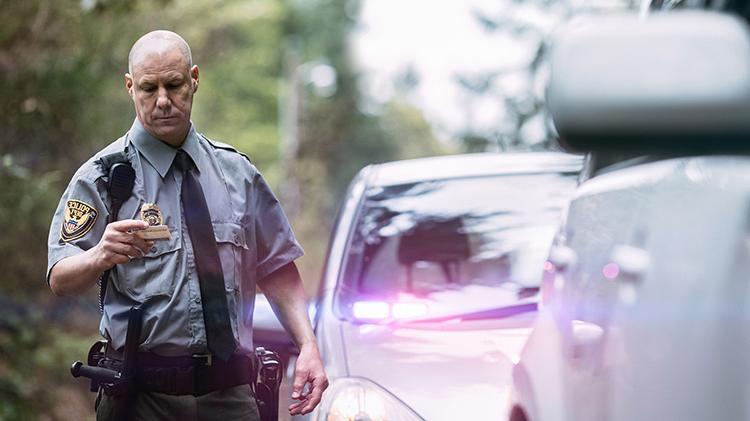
104 348 256 397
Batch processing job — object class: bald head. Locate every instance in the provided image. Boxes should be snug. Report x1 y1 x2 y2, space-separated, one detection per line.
128 30 192 74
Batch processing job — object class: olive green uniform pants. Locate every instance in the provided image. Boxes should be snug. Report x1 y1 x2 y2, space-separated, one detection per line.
96 384 261 421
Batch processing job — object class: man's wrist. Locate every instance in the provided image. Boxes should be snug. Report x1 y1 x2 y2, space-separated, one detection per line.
298 339 319 352
85 245 110 275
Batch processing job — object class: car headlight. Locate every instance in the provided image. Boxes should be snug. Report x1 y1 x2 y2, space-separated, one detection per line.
313 377 423 421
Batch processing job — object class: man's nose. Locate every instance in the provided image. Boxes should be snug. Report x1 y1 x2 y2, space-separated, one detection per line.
156 86 171 109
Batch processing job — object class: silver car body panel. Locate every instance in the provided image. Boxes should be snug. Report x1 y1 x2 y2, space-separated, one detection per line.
514 155 750 421
368 152 583 188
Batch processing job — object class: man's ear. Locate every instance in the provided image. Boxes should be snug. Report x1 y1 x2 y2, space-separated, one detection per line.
125 73 134 97
190 65 200 94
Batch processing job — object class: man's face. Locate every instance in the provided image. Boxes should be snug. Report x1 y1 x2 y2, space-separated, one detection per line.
125 48 199 146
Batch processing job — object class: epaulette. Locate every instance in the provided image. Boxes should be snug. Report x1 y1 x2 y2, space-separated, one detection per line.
201 134 253 163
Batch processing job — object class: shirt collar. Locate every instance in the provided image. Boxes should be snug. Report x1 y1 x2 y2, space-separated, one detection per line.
128 118 204 178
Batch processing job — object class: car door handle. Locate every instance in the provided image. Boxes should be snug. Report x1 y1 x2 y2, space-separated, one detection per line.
567 319 605 359
570 320 604 345
549 245 577 271
610 245 650 280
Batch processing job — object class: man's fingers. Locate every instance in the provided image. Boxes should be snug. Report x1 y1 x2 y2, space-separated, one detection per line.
126 245 145 258
101 237 143 257
289 396 319 416
110 254 131 265
109 219 149 233
108 243 144 258
288 379 326 415
289 399 312 415
129 238 155 255
309 380 326 402
300 382 325 414
288 346 328 414
288 401 305 415
291 370 308 399
124 234 153 252
300 397 321 415
105 229 153 255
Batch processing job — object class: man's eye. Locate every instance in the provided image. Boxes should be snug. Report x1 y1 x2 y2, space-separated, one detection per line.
141 85 156 92
168 82 183 89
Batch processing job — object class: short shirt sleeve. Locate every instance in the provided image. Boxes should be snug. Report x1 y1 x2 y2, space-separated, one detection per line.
252 171 304 280
46 166 109 283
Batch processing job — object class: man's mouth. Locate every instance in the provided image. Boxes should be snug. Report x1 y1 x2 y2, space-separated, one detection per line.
154 116 178 123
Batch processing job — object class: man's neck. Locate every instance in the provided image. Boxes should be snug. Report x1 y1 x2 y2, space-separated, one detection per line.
142 124 189 148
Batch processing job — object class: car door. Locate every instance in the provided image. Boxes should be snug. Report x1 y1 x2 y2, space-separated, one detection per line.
553 160 655 421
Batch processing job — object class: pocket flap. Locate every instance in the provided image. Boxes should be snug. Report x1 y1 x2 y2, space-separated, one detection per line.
144 228 181 257
213 221 248 249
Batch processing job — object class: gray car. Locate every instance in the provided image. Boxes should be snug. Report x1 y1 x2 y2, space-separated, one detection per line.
283 152 582 421
509 10 750 421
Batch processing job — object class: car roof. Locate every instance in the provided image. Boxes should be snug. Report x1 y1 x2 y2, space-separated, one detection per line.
365 152 583 187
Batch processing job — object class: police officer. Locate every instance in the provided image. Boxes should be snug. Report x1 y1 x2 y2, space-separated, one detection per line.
47 30 328 420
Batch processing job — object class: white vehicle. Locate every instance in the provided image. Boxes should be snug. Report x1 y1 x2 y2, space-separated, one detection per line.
294 153 581 421
509 10 750 421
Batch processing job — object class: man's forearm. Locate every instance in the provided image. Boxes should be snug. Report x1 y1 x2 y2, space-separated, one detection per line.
49 248 106 296
257 262 316 348
49 220 153 297
258 262 329 415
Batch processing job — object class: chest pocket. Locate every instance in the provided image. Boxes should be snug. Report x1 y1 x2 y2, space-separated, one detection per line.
213 221 249 291
113 228 182 301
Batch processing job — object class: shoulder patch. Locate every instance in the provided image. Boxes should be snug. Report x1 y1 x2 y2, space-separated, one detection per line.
61 200 99 242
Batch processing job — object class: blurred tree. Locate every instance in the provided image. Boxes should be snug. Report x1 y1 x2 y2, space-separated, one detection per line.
455 0 636 152
280 0 450 293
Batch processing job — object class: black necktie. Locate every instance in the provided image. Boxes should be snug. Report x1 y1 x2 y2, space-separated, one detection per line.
174 150 236 361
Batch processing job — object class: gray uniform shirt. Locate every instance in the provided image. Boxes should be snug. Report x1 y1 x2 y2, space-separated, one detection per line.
47 119 303 356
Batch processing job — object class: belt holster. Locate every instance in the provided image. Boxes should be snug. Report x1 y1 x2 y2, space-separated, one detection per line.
254 347 284 421
83 340 109 392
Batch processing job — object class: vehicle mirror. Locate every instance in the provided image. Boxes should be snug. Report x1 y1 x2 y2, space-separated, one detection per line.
548 11 750 153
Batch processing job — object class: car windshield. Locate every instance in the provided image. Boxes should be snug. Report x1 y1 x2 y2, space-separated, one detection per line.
338 172 578 321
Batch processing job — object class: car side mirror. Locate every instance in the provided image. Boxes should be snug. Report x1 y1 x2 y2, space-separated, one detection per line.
548 11 750 154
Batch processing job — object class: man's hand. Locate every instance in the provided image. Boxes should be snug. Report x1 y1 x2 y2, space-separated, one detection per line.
49 219 153 296
289 343 329 416
91 219 154 271
257 262 329 415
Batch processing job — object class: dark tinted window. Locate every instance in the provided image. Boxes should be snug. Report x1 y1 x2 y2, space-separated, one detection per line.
338 172 577 314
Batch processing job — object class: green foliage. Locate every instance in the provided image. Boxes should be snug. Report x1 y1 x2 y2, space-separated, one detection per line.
462 134 493 153
0 302 98 420
280 0 451 290
0 157 61 296
187 0 288 175
326 100 451 196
